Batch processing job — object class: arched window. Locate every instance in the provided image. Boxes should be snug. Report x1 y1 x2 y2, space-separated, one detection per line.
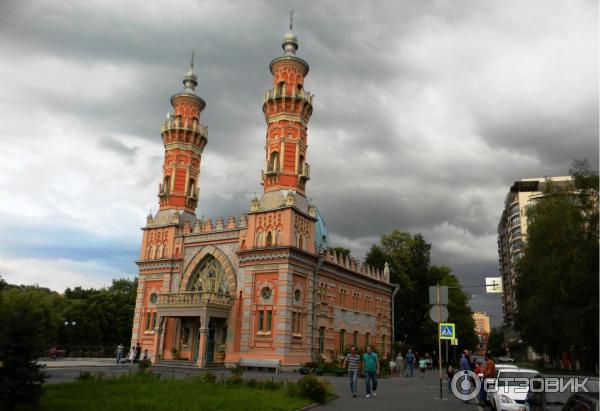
163 176 170 193
157 244 164 259
150 245 156 260
277 81 284 95
266 231 273 246
187 255 228 294
298 234 304 250
298 155 304 174
188 179 195 196
256 231 264 247
269 152 279 172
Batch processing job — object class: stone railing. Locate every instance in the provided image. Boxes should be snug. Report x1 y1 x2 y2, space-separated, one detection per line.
179 214 248 235
156 291 232 307
161 116 208 138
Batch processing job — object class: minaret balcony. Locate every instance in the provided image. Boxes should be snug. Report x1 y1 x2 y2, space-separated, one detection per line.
158 183 170 198
263 86 313 106
161 116 208 138
299 162 310 180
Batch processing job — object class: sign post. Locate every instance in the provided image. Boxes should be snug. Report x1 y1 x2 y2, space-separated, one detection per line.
437 284 442 399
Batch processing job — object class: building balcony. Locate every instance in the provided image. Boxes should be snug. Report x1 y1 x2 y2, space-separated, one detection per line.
299 162 310 180
156 291 232 308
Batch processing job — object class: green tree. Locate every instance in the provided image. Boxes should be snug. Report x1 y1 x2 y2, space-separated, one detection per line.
514 160 599 367
0 289 60 409
487 328 505 357
366 231 476 354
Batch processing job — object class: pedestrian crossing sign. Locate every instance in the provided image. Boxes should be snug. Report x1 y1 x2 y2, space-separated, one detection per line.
439 322 455 340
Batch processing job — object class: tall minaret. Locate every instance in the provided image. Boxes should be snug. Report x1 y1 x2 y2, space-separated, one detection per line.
158 53 208 214
261 11 314 196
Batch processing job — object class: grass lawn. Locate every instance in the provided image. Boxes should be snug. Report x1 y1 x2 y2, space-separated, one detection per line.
30 376 313 411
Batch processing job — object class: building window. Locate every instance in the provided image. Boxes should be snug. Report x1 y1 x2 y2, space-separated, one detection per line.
294 289 302 303
365 333 370 348
292 312 301 335
261 287 272 301
319 327 325 354
151 313 156 330
510 216 520 227
269 151 279 172
339 329 346 353
163 176 170 193
353 331 358 346
145 312 151 330
149 293 158 304
509 204 519 216
257 309 273 333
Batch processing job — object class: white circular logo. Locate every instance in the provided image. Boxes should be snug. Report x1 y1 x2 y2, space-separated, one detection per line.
451 370 481 401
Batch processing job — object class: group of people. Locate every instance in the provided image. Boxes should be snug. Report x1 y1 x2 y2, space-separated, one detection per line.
342 345 381 398
115 343 149 364
391 349 431 377
453 350 496 404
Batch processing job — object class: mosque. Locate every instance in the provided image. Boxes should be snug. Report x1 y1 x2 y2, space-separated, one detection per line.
131 18 393 369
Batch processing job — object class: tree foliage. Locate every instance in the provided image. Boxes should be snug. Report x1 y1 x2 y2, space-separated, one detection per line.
514 160 599 362
487 328 506 357
365 230 477 354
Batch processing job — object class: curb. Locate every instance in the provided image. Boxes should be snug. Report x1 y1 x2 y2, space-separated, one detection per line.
297 394 338 411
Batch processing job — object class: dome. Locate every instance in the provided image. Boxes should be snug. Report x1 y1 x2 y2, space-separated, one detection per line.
314 207 329 251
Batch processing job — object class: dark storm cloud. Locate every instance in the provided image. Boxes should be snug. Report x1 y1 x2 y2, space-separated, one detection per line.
0 0 596 325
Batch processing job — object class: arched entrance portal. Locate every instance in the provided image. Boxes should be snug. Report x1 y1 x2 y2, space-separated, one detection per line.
155 249 235 368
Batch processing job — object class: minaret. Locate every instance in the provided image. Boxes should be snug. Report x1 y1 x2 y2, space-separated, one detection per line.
158 53 208 214
261 11 314 196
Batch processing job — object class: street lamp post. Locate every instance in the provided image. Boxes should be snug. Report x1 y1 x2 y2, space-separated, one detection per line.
64 321 77 356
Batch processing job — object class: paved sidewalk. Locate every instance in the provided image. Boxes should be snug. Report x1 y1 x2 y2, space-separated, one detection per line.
40 358 120 368
317 371 483 411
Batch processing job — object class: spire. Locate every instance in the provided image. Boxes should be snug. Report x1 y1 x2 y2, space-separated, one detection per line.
282 10 298 56
182 50 198 93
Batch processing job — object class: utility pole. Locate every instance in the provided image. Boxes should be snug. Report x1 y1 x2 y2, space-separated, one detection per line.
437 283 442 399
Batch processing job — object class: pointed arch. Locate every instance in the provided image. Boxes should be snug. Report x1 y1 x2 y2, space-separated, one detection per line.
180 245 237 294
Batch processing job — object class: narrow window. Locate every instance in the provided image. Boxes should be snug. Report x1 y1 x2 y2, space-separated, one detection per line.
353 331 358 346
339 329 346 353
319 327 325 354
145 312 151 330
151 313 156 330
365 333 370 348
266 231 273 246
188 179 195 196
258 310 264 332
298 155 305 174
266 310 272 332
269 152 279 171
163 176 170 193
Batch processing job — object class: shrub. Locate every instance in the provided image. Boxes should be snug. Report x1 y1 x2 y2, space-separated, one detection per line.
296 375 331 404
298 366 311 375
334 368 345 377
199 372 216 384
230 365 244 376
245 378 259 388
315 367 324 376
225 375 243 386
261 379 283 391
285 380 299 397
138 359 151 372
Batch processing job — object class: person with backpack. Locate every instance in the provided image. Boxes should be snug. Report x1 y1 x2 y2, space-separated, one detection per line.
363 345 379 398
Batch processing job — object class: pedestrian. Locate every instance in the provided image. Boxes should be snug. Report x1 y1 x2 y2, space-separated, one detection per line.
479 353 496 405
405 349 415 377
418 357 427 377
389 358 396 376
142 349 149 361
134 343 141 363
128 346 135 364
447 365 455 394
459 350 472 403
342 345 361 398
396 352 404 374
362 345 379 398
115 343 125 364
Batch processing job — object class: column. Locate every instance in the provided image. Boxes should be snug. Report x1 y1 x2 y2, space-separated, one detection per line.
196 314 209 368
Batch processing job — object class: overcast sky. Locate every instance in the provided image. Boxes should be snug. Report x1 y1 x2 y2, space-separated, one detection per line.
0 0 597 326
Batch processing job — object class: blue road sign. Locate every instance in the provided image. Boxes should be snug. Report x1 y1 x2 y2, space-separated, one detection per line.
440 322 455 340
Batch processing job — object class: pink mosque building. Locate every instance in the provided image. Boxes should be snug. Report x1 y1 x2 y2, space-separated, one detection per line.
131 20 393 370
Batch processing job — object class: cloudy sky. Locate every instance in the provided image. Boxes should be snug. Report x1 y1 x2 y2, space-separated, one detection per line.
0 0 597 326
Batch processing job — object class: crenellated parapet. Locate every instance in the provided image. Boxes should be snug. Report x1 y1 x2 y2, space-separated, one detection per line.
322 248 390 284
180 214 249 235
